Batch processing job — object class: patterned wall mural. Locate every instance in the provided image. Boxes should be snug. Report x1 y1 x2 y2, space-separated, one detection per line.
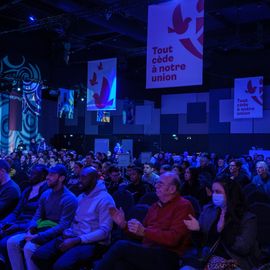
0 56 42 152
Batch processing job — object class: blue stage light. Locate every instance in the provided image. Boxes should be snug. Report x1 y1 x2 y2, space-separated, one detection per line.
29 16 36 22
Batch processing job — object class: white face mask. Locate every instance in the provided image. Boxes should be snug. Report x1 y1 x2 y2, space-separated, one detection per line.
212 193 225 208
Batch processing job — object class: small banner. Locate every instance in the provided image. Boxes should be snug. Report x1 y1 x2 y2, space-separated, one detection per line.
9 91 22 131
87 58 117 111
57 88 74 119
146 0 204 89
234 76 263 119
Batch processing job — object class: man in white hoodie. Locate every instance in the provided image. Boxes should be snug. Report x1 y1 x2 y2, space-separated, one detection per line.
32 166 115 270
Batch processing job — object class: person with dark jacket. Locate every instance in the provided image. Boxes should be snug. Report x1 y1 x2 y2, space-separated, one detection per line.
125 167 154 203
0 164 48 268
0 159 21 220
181 167 211 206
182 176 259 270
104 165 129 195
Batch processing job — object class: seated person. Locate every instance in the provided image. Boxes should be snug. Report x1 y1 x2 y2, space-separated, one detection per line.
95 172 194 270
104 165 129 195
0 164 48 268
32 167 115 270
0 160 21 220
142 163 159 186
228 159 250 188
182 176 259 270
252 161 270 196
66 161 83 196
125 167 154 203
181 167 211 206
7 164 78 270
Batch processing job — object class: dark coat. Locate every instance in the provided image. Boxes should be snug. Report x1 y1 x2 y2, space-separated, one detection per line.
198 204 260 270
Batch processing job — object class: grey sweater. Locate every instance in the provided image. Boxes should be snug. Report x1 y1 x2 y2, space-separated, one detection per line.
29 186 78 244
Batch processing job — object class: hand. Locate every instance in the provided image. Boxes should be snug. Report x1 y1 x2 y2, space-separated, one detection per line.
205 187 212 197
109 207 126 229
58 237 81 252
183 214 200 231
3 224 19 235
217 208 226 233
62 229 76 239
127 219 145 236
24 231 39 242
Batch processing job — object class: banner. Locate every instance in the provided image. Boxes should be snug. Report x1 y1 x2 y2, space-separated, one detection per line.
87 58 116 111
57 88 74 119
146 0 204 89
9 91 22 131
234 76 263 119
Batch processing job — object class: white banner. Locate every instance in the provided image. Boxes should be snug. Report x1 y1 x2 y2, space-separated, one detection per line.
234 76 263 119
87 58 117 111
146 0 204 89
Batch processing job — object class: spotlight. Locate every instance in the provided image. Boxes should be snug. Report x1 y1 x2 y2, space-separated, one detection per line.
81 97 85 102
28 15 36 22
17 87 21 91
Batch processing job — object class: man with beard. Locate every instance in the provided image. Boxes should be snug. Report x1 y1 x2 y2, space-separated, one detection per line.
0 164 48 268
32 166 115 270
7 164 78 270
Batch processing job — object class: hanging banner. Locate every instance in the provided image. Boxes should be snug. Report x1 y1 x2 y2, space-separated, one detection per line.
146 0 204 89
87 58 117 111
9 91 22 131
234 76 263 119
57 88 74 119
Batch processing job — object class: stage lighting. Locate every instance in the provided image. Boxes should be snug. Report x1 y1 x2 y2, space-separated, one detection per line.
29 16 36 22
81 97 85 102
17 87 21 91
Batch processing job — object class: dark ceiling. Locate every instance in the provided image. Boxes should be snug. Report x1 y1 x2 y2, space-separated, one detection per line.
1 0 270 95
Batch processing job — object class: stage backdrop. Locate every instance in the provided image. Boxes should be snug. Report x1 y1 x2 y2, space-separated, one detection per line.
87 58 117 111
0 56 42 152
234 76 263 119
146 0 204 89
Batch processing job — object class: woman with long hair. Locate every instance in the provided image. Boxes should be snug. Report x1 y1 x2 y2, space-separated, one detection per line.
181 167 210 206
182 175 259 270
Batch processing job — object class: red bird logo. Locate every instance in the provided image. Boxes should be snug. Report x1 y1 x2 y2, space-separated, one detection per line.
245 80 256 94
168 1 204 59
90 72 98 86
98 62 103 70
93 77 114 109
168 4 192 34
245 79 263 106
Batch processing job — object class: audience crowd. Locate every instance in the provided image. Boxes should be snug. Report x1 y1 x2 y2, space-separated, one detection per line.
0 144 270 270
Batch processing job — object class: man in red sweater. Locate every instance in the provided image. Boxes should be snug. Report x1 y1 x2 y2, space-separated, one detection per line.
94 172 194 270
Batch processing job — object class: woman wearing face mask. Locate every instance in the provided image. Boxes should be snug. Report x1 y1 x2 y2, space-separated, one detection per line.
182 175 260 270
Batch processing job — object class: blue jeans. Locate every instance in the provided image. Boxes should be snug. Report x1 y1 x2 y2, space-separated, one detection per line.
32 236 106 270
94 240 179 270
